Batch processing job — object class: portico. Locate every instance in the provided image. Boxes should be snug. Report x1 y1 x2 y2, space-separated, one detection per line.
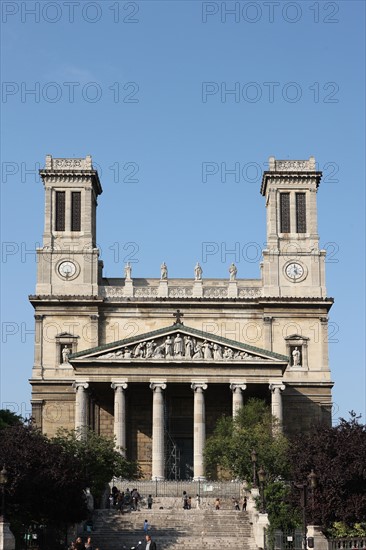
69 322 288 479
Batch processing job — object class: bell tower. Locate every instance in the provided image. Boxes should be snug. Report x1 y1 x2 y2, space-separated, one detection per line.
261 157 327 297
36 155 103 296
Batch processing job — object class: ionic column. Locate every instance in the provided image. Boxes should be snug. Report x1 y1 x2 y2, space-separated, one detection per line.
73 382 89 437
230 383 247 417
150 382 166 480
191 382 208 480
111 382 128 456
269 383 285 431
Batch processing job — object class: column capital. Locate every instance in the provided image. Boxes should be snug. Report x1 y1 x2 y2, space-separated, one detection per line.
111 381 128 390
150 381 167 391
269 382 285 393
191 382 208 392
73 381 89 391
230 383 247 392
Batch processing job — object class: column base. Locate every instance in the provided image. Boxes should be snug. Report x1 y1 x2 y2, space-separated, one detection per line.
307 525 329 550
252 512 269 548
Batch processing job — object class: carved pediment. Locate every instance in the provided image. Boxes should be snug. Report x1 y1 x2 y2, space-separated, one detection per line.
71 324 288 364
285 334 309 341
97 334 258 362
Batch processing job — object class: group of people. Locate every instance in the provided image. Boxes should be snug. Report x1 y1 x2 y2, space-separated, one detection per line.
182 491 192 509
109 486 142 512
68 534 157 550
68 536 98 550
215 495 247 511
233 496 247 511
182 492 247 511
182 491 202 509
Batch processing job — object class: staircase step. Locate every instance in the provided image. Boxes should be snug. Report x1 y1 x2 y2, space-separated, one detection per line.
84 503 258 550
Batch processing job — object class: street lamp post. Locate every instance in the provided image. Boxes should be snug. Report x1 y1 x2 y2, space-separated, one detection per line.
294 470 318 550
258 467 266 513
308 469 317 512
251 450 258 488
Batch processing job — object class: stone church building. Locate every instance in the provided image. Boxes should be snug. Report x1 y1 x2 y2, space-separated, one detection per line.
30 155 333 480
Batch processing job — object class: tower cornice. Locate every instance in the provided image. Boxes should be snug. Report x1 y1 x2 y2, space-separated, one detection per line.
260 156 322 196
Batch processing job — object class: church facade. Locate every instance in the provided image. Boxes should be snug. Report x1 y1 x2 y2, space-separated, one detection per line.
29 155 333 480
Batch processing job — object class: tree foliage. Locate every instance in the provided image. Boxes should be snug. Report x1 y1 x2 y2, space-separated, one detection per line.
289 412 366 531
204 398 289 482
53 427 141 499
0 422 87 526
0 416 140 532
205 404 366 533
0 409 23 430
263 481 301 531
205 398 297 531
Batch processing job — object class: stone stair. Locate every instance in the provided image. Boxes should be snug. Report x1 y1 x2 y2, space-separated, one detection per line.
89 498 258 550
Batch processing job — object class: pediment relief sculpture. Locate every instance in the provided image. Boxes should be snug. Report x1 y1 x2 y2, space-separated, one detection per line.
97 333 261 362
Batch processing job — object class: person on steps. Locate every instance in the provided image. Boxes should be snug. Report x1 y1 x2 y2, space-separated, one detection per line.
145 534 157 550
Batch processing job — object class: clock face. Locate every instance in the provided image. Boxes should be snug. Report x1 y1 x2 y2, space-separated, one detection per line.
285 262 304 281
58 261 76 279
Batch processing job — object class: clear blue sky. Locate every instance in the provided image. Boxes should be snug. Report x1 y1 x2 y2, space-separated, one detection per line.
1 1 365 423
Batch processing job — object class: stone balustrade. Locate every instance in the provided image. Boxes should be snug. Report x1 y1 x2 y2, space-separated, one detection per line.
44 155 93 170
100 280 263 300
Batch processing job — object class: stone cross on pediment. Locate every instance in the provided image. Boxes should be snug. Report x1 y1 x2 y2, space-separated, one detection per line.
173 309 184 324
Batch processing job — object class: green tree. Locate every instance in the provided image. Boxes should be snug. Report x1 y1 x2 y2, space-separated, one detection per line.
264 481 301 531
205 398 289 481
53 427 141 499
204 398 298 531
0 423 87 526
0 409 23 429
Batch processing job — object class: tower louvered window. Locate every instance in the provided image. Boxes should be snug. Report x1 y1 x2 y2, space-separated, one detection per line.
55 191 65 231
280 193 290 233
71 192 81 231
296 193 306 233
